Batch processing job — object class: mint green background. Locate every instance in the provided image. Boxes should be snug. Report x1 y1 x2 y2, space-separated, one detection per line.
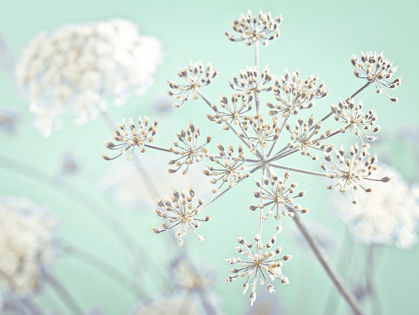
0 0 418 314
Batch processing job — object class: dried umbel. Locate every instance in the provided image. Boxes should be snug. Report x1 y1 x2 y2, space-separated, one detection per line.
351 51 401 102
226 235 291 306
268 69 327 117
250 173 308 232
169 123 211 175
321 144 389 203
0 197 57 300
168 61 218 108
152 188 210 247
16 19 163 136
225 10 282 46
103 9 402 306
331 99 380 144
102 116 158 161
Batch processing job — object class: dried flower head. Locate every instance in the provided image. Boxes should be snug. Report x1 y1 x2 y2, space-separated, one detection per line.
351 52 401 102
225 10 282 46
226 235 291 306
268 69 328 117
0 197 57 300
168 61 218 108
16 19 163 136
240 115 280 153
152 188 210 247
207 93 253 127
250 172 308 232
204 145 250 193
229 66 273 94
331 99 380 144
321 144 390 203
169 123 211 175
102 116 158 161
285 115 334 159
331 165 419 249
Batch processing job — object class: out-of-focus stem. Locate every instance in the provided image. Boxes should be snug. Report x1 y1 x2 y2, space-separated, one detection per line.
45 273 84 315
291 211 365 315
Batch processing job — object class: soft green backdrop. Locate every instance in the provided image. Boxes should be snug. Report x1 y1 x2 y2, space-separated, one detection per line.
0 0 418 314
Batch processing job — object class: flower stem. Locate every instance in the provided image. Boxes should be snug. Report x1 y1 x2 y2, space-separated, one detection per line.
45 273 84 315
291 211 365 315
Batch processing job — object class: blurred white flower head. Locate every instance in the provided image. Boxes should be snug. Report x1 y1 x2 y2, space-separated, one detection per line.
0 197 58 301
98 155 213 210
330 165 419 249
16 19 163 136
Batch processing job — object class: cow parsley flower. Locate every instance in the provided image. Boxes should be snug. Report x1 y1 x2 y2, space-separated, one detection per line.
321 144 390 203
330 165 419 249
152 187 210 247
226 235 291 306
169 123 211 175
268 69 328 117
102 116 158 161
167 61 218 108
16 19 163 136
0 197 57 301
225 10 282 46
250 172 308 232
351 52 401 102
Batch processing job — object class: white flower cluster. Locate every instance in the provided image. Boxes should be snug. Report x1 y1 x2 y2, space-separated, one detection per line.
16 19 163 137
0 197 57 300
330 165 419 249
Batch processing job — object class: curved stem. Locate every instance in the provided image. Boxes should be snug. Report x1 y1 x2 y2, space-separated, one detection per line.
45 273 84 315
60 242 146 298
0 155 165 288
291 211 365 315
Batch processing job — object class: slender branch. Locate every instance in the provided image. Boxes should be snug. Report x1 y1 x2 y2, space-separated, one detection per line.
45 273 84 315
145 143 172 153
270 163 328 177
291 211 365 315
323 229 354 315
60 242 146 298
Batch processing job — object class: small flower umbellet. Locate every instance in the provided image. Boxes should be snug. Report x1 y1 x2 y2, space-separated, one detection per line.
331 99 380 145
207 93 253 127
168 61 219 108
239 115 280 153
204 145 250 193
285 115 335 160
102 116 158 161
152 188 210 247
351 51 402 102
268 69 328 117
225 10 282 46
225 235 291 306
230 66 274 94
321 144 390 203
250 172 308 232
169 123 211 175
